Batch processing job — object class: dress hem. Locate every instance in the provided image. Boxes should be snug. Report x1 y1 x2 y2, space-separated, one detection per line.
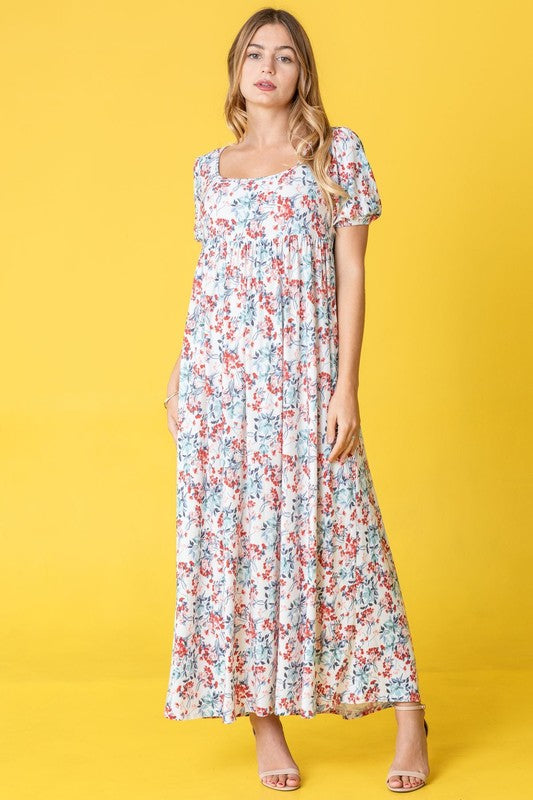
163 696 422 725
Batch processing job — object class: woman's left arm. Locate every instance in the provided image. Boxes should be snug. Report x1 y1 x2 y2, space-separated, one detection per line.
327 224 369 463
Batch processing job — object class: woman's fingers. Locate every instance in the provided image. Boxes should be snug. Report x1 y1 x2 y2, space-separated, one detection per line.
341 428 359 462
339 432 357 463
326 413 337 446
169 417 179 440
166 398 180 441
328 423 359 463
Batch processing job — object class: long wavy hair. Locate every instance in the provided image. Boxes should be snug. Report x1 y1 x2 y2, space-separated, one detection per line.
223 7 349 233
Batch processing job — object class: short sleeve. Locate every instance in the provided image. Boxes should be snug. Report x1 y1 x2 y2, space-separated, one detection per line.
331 127 382 228
193 155 204 243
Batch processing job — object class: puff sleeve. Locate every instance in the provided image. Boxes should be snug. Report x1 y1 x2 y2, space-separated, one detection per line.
193 155 204 243
332 127 382 228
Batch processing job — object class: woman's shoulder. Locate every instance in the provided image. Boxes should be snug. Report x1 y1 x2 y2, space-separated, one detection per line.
193 146 221 180
330 125 364 152
328 126 370 176
193 147 221 186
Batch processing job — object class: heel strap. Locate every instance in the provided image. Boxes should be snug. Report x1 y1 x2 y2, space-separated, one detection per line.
393 703 425 710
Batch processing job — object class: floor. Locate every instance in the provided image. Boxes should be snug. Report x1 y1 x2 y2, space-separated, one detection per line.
2 668 529 799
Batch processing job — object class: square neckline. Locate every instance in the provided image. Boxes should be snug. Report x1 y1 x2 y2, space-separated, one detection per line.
216 145 304 182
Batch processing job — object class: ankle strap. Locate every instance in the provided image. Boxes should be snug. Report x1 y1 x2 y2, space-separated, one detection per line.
393 703 425 710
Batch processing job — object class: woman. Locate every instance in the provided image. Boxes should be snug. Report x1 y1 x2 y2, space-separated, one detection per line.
163 7 430 794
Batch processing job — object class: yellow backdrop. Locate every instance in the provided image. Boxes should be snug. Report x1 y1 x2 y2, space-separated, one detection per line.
2 2 531 797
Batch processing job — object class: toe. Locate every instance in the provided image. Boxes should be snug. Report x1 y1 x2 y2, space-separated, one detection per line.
388 771 424 790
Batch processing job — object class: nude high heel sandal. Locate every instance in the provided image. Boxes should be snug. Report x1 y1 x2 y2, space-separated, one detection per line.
252 727 301 791
386 703 430 793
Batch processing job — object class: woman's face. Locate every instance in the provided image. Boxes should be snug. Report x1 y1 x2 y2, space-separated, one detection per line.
239 23 300 110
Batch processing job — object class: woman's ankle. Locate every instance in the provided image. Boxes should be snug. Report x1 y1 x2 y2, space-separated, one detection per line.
250 712 281 725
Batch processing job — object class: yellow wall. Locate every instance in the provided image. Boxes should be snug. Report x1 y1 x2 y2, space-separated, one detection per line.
1 1 531 685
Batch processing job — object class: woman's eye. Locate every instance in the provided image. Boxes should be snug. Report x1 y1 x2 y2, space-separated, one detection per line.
247 52 292 63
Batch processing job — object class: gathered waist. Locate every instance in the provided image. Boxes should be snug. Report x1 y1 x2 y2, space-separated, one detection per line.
199 230 334 257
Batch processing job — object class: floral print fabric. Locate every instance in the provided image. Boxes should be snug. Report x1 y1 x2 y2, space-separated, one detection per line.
164 126 421 724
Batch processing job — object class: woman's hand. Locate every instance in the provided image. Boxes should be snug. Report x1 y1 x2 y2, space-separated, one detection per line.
166 391 180 443
326 383 361 463
166 356 182 443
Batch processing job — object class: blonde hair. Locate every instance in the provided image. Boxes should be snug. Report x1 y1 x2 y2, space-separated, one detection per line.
223 7 349 234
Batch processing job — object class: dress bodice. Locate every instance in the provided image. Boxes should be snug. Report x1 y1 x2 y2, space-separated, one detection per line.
192 126 382 248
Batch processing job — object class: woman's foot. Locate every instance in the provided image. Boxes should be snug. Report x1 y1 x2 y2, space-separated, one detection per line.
250 712 301 789
386 703 429 791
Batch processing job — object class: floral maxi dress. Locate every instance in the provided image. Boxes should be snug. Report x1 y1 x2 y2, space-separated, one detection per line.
164 125 421 724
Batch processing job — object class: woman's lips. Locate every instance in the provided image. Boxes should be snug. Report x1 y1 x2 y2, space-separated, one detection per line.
255 82 276 91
